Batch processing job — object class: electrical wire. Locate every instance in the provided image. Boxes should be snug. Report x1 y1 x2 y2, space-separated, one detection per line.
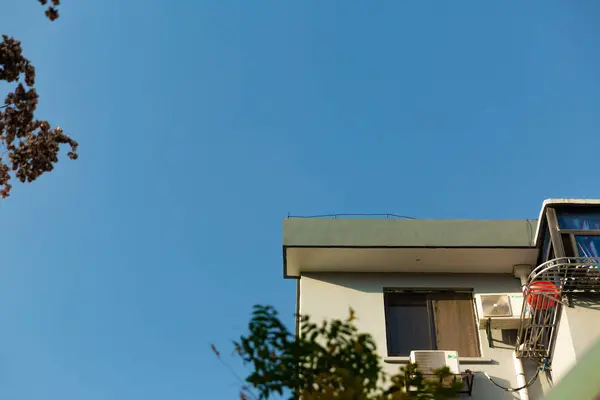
286 213 417 219
526 219 535 246
477 365 542 392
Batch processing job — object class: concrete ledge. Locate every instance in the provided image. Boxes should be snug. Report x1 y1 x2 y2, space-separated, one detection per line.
384 357 494 365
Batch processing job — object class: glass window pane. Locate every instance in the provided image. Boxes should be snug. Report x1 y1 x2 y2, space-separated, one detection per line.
558 213 600 230
385 294 433 356
431 294 480 357
575 236 600 258
563 234 576 257
542 230 551 262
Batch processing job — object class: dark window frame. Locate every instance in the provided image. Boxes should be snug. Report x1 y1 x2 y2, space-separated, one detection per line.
543 207 600 260
383 289 480 357
556 226 600 259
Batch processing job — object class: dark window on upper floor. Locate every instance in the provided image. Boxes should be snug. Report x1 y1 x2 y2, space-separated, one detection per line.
557 212 600 230
554 209 600 258
384 291 480 357
562 233 576 257
541 229 551 263
575 235 600 258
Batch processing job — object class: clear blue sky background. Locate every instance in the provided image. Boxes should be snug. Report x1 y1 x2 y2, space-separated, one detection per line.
2 1 600 399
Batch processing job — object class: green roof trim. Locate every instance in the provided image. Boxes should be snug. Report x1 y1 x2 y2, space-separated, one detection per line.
283 219 537 248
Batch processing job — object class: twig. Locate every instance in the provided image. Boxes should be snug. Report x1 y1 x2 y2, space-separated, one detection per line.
211 344 260 400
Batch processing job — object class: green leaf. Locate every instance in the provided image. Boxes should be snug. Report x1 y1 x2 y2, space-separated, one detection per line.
222 305 461 399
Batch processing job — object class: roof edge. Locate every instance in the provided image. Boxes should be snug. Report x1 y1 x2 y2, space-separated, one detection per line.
534 199 600 246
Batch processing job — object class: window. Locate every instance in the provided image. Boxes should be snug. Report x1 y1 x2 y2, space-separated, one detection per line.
575 235 600 258
384 290 480 357
541 229 551 263
557 212 600 230
562 233 576 257
552 209 600 258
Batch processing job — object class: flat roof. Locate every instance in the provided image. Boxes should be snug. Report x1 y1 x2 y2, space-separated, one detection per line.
282 199 600 278
283 218 537 248
282 218 539 277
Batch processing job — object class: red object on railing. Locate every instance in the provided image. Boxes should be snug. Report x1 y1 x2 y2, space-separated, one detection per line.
524 281 560 310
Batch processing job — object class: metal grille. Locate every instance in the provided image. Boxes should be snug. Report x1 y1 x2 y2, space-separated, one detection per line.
480 294 512 317
516 257 600 361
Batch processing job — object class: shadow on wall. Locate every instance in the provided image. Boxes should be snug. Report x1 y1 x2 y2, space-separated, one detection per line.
526 370 552 400
571 294 600 310
472 375 520 400
302 272 523 294
487 329 519 351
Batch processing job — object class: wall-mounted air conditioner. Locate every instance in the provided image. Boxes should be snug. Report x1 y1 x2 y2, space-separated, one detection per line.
475 293 529 329
409 350 460 375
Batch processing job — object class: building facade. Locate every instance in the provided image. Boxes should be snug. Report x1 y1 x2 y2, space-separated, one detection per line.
282 200 600 399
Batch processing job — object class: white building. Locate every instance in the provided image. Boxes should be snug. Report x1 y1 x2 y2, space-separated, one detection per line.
282 199 600 399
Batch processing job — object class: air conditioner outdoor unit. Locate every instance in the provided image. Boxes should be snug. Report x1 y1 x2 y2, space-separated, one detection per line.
475 293 530 329
409 350 460 375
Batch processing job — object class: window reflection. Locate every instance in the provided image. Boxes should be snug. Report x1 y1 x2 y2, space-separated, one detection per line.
542 231 551 262
575 236 600 258
558 213 600 230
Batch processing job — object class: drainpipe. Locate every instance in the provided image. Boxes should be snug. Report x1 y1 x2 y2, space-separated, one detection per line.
514 264 531 295
513 265 533 400
513 350 529 400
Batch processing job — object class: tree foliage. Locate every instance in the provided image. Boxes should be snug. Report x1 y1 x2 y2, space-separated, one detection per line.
213 305 463 399
0 0 77 198
38 0 61 21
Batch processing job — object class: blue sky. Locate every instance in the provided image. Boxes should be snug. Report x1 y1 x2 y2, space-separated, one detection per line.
2 1 600 399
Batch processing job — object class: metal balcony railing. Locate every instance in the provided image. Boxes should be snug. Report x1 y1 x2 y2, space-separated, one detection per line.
516 257 600 361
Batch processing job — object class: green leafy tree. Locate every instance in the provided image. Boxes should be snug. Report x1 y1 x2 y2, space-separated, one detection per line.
0 1 78 198
213 305 463 399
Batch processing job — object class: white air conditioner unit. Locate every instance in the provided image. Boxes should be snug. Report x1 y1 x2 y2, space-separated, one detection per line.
409 350 460 375
475 293 530 329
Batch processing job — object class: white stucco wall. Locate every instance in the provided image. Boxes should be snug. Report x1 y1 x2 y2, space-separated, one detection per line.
299 272 553 400
551 298 600 386
551 308 576 383
563 303 600 356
